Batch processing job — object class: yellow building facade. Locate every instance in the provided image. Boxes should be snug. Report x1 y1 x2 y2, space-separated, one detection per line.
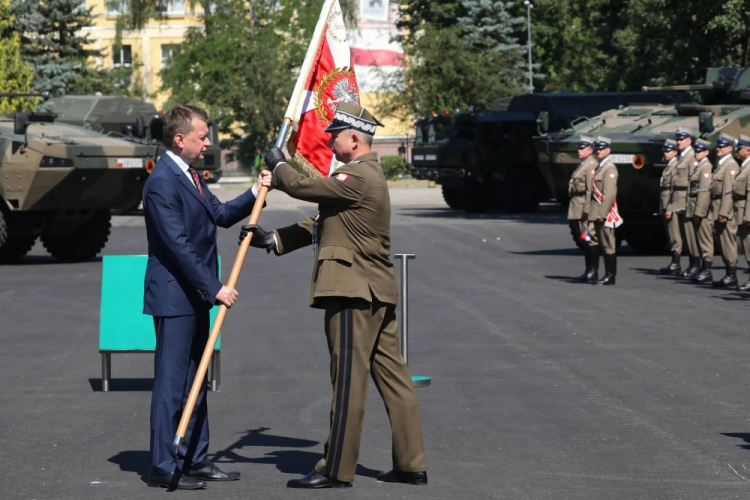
82 0 203 110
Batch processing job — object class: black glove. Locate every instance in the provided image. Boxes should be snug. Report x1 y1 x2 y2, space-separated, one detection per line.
239 224 277 254
264 146 286 171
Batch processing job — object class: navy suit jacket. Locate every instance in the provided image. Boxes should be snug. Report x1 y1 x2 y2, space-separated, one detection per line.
142 153 257 317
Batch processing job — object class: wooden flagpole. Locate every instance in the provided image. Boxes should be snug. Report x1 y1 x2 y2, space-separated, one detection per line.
174 0 339 449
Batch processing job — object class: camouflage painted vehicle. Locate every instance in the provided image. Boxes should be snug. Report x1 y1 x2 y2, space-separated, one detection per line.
534 67 750 251
411 91 691 213
46 95 223 183
0 105 159 262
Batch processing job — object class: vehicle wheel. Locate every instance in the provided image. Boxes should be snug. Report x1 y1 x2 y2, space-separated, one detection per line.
0 211 37 263
442 184 464 210
503 169 540 213
41 211 111 262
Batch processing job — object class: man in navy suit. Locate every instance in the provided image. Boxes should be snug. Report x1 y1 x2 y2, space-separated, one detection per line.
142 104 271 490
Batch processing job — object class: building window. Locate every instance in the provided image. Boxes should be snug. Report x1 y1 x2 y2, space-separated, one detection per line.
113 45 132 67
105 0 123 14
161 44 181 67
156 1 185 14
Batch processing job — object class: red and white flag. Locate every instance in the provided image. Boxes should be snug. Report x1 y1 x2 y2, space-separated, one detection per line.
287 0 359 177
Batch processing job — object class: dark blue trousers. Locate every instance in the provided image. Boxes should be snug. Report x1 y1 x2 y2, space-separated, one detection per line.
150 313 211 475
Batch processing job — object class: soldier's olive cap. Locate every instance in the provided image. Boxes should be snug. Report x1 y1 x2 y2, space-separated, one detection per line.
324 102 384 136
715 133 736 148
675 127 695 140
662 139 678 152
693 138 712 152
594 136 612 150
577 135 595 148
737 134 750 148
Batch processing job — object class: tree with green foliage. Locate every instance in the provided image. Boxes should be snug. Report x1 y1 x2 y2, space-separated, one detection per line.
0 0 35 112
378 0 525 118
159 0 357 164
7 0 103 96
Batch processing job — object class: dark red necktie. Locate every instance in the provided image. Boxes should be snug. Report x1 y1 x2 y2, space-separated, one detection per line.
187 167 205 199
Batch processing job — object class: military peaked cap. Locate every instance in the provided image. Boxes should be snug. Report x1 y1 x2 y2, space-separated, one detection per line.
737 134 750 149
594 136 612 150
577 135 595 148
662 139 678 152
693 138 711 152
675 127 695 140
324 102 384 136
715 133 736 148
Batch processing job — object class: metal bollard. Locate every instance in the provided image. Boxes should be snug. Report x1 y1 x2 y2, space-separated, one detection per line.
394 254 431 388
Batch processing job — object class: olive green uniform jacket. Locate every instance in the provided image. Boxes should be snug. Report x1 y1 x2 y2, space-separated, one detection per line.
733 158 750 224
668 147 694 213
568 155 596 220
589 156 618 221
688 158 712 219
709 155 738 221
660 157 679 213
270 152 399 308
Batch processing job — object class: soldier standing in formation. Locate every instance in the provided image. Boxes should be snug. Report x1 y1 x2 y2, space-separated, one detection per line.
712 134 740 288
569 135 596 281
660 139 682 274
687 139 713 282
587 136 619 285
672 128 700 278
732 135 750 291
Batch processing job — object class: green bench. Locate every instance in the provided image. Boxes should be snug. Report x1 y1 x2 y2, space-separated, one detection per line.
98 255 221 392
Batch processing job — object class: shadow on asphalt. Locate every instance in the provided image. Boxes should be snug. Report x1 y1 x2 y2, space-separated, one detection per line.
710 292 750 301
207 427 379 479
108 450 149 482
722 433 750 449
544 275 581 283
0 255 103 266
89 378 153 392
398 204 566 224
514 248 583 256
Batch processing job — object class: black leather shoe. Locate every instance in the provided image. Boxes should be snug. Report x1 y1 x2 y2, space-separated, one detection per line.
682 257 700 279
714 267 738 289
377 469 428 485
147 471 206 490
692 262 713 283
739 280 750 291
660 253 681 275
187 463 240 481
287 471 352 489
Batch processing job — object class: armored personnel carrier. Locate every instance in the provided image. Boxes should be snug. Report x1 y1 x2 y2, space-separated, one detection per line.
534 67 749 251
46 95 223 182
411 91 691 212
0 106 159 262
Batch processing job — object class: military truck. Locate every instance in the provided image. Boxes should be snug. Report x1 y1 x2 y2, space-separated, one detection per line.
0 106 159 262
45 95 223 183
534 67 750 251
411 92 693 212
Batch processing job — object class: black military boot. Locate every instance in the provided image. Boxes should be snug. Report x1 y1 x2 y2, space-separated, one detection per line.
715 266 738 289
739 279 750 291
682 256 700 279
660 253 681 275
585 246 600 283
574 248 591 282
692 260 713 283
595 254 617 285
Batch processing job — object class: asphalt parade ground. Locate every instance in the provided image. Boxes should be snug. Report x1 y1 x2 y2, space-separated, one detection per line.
4 184 750 500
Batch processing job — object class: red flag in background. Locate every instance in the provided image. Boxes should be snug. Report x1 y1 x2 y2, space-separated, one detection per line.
288 0 359 177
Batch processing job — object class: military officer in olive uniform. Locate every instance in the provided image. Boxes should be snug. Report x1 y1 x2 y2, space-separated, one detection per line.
660 139 683 274
712 134 740 288
671 128 700 278
569 136 596 281
241 103 427 489
587 136 619 285
687 139 714 283
733 135 750 290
